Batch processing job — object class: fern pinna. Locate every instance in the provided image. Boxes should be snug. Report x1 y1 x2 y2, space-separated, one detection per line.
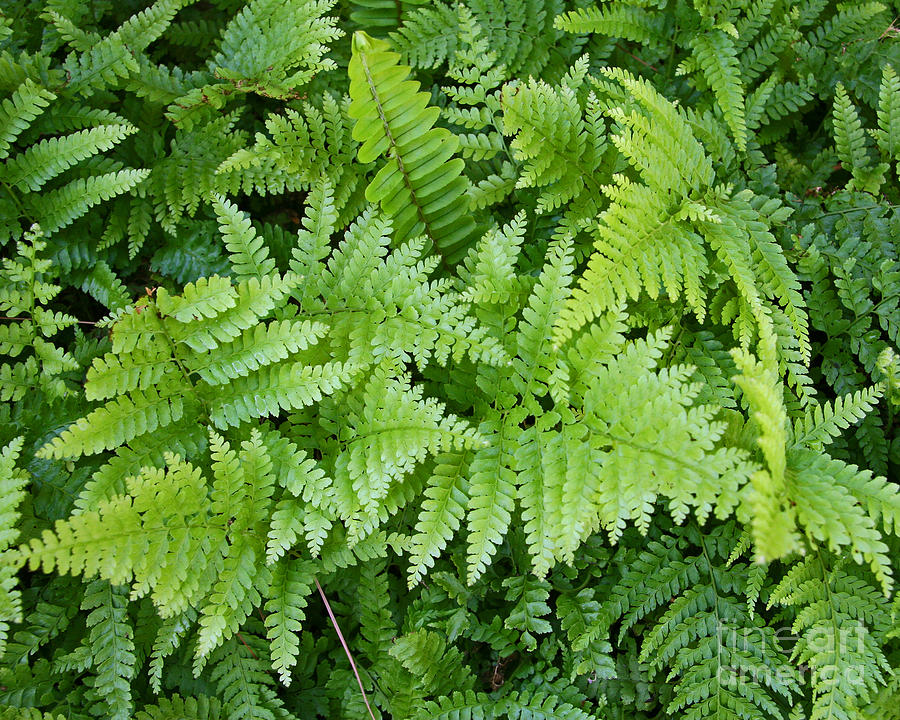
1 1 900 719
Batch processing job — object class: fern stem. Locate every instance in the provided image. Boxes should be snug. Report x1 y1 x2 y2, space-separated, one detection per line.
315 576 377 720
615 43 658 72
234 631 258 659
1 180 34 224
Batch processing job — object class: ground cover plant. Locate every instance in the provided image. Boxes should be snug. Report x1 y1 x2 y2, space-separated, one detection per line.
1 0 900 718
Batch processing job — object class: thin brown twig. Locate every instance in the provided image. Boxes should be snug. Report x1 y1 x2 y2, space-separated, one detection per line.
615 43 659 72
235 632 259 660
314 576 377 720
880 16 900 39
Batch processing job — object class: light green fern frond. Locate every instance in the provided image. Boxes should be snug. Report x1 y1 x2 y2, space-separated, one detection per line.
0 437 27 659
732 333 799 562
148 609 195 693
501 78 607 224
465 415 518 584
407 450 471 587
688 30 747 151
349 31 475 264
20 453 220 617
263 558 314 684
554 4 665 45
1 122 136 192
555 67 715 343
793 386 883 449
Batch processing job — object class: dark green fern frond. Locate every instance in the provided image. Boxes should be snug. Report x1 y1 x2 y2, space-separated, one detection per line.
769 556 892 720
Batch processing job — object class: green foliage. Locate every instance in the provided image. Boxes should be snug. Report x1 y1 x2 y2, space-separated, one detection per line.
0 226 78 402
1 1 899 719
0 438 27 659
769 557 893 720
349 31 476 264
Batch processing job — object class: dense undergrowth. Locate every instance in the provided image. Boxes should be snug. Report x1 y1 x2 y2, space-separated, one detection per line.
1 0 900 719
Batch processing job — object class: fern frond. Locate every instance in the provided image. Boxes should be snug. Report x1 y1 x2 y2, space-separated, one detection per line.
689 30 747 151
500 689 593 720
290 178 338 303
211 0 341 98
38 385 191 459
33 168 150 235
636 529 800 720
148 609 195 693
390 2 461 69
503 575 552 650
586 331 751 537
732 334 799 562
834 83 869 170
2 123 136 192
349 31 475 263
263 558 314 684
513 238 574 406
0 437 27 658
501 78 607 223
457 212 527 306
167 274 296 353
136 695 223 720
875 64 900 159
789 449 895 594
211 194 276 281
833 83 886 193
792 386 883 449
336 368 479 534
555 68 715 342
22 453 221 616
208 630 275 720
82 580 136 720
554 4 664 44
84 342 177 401
465 418 518 584
407 451 470 587
389 627 475 695
197 432 274 657
557 588 615 678
516 420 564 578
770 558 891 720
208 360 350 429
191 320 327 385
0 80 54 161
